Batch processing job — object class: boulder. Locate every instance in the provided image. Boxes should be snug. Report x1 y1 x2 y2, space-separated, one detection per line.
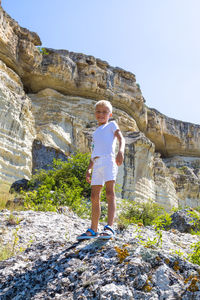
169 208 200 233
10 178 29 193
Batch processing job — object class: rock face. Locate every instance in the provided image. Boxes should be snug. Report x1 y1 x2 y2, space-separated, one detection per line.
0 5 41 77
168 208 200 233
146 108 200 157
0 209 200 299
0 3 200 209
164 156 200 208
0 60 35 182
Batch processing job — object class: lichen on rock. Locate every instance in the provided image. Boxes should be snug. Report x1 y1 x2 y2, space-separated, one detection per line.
0 209 200 299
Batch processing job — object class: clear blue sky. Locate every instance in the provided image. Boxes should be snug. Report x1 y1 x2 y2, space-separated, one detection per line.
2 0 200 125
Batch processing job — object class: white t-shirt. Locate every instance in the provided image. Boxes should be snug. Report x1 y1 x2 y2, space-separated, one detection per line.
91 121 119 159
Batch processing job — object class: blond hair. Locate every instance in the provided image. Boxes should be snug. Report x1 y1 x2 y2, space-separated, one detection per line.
95 100 113 113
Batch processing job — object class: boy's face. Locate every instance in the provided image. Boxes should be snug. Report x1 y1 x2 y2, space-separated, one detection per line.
95 105 112 125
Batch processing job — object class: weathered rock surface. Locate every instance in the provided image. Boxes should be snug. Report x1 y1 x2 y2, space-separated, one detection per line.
10 178 29 193
0 209 200 299
0 5 41 77
0 3 200 210
0 59 36 182
168 208 200 233
164 156 200 208
146 108 200 157
120 132 178 210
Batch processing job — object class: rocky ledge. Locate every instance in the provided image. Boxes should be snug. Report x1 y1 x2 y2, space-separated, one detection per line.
0 209 200 299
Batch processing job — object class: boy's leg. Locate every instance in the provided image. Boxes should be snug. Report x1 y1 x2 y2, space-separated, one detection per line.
90 185 102 233
105 180 116 227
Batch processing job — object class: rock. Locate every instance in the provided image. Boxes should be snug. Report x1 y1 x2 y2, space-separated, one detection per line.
164 156 200 208
10 179 29 193
100 283 133 299
154 153 178 210
0 210 200 299
153 263 184 298
120 132 178 210
168 208 200 233
0 60 36 182
0 5 42 77
145 108 200 157
32 139 68 171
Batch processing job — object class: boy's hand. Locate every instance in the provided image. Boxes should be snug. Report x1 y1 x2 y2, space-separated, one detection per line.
116 151 124 166
86 169 92 183
86 159 94 184
114 130 125 166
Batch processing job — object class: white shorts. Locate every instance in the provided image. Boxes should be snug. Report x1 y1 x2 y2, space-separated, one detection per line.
91 155 118 186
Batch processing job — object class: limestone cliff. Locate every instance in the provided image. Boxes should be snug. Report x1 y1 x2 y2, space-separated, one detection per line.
0 59 35 181
0 4 200 210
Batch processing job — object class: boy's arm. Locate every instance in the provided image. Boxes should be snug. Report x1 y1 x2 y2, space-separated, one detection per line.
115 129 125 166
86 159 94 183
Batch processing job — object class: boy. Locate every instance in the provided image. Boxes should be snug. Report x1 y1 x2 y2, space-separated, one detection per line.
77 100 125 240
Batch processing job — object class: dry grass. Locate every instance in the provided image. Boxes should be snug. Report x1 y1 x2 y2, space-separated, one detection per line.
0 180 24 210
0 180 12 209
0 182 26 261
0 226 21 261
0 182 23 261
0 240 13 261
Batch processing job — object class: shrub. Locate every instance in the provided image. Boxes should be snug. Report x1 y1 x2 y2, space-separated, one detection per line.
23 152 91 217
117 199 164 229
23 152 121 219
153 213 172 231
0 227 32 261
37 47 49 55
188 241 200 266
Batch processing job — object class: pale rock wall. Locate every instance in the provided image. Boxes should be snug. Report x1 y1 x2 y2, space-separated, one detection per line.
119 132 178 210
0 60 36 181
154 154 178 210
164 156 200 208
122 132 155 201
146 108 200 157
0 5 42 77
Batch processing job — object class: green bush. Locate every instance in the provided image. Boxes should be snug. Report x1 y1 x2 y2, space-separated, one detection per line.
186 209 200 234
188 241 200 265
153 213 172 230
37 47 49 55
117 199 165 229
23 152 91 217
